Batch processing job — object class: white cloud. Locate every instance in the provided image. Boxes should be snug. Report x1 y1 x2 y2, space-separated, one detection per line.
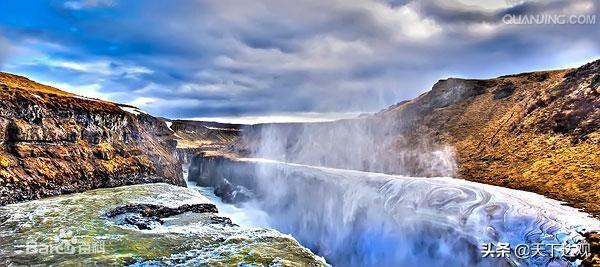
365 1 442 41
564 0 595 14
128 97 158 107
42 80 111 100
467 22 504 38
215 36 375 73
54 61 106 73
38 59 153 77
452 0 511 11
186 112 364 125
64 0 115 10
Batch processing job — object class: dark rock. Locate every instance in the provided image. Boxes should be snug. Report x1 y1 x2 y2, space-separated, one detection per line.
581 232 600 267
423 78 491 109
105 203 235 230
105 203 218 218
493 82 516 99
214 181 252 203
123 213 163 230
210 216 238 227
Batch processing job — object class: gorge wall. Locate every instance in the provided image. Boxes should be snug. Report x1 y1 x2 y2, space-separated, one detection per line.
0 72 184 205
165 120 241 165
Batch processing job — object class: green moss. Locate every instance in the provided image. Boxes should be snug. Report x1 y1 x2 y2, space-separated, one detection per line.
0 183 327 266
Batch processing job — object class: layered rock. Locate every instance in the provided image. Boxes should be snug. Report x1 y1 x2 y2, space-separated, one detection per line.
150 119 241 165
0 72 184 205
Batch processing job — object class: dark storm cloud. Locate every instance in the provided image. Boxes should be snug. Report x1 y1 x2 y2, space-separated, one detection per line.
0 0 598 119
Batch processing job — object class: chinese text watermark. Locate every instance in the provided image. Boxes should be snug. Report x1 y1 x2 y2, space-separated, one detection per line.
481 242 590 259
24 230 105 255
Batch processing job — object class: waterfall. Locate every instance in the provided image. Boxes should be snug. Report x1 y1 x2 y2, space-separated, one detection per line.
189 157 599 267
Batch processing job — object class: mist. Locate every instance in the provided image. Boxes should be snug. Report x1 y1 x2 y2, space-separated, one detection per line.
190 87 594 266
235 115 456 177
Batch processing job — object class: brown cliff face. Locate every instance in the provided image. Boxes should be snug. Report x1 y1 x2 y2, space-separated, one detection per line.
377 59 600 216
155 119 241 165
0 72 184 205
167 120 240 149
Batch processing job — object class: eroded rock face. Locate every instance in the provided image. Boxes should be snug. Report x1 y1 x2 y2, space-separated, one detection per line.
0 72 184 205
189 153 255 203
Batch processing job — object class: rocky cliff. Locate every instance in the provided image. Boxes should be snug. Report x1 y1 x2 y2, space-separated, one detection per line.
159 119 241 165
229 59 600 216
0 72 184 205
377 60 599 216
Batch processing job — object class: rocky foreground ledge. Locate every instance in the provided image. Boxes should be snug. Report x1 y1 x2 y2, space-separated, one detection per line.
0 183 327 266
0 72 185 205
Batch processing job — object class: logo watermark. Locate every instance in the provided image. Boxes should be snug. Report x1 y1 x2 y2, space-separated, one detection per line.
481 242 591 259
502 14 597 25
24 230 105 255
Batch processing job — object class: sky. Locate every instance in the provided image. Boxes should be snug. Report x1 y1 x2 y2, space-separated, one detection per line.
0 0 598 123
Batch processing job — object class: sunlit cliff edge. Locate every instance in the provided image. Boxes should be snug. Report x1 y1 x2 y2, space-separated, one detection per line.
0 72 185 204
376 60 600 217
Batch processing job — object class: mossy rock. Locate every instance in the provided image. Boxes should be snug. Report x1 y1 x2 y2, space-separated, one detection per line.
0 183 327 266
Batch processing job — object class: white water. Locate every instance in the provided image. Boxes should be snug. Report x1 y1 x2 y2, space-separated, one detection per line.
184 166 270 229
187 159 600 267
187 182 271 229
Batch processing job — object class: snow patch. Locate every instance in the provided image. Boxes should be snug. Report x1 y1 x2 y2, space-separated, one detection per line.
204 126 241 132
165 121 174 132
72 95 100 102
120 106 148 116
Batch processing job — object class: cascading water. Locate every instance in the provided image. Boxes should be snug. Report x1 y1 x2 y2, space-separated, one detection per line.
189 157 599 267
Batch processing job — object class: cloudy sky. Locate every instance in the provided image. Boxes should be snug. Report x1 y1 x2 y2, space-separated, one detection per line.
0 0 598 122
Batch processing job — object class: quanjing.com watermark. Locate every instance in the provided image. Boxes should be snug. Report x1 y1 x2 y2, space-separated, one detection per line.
502 14 596 25
23 230 105 255
481 242 590 259
502 0 596 25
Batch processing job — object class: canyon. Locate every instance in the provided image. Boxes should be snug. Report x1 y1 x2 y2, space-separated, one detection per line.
0 59 599 266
